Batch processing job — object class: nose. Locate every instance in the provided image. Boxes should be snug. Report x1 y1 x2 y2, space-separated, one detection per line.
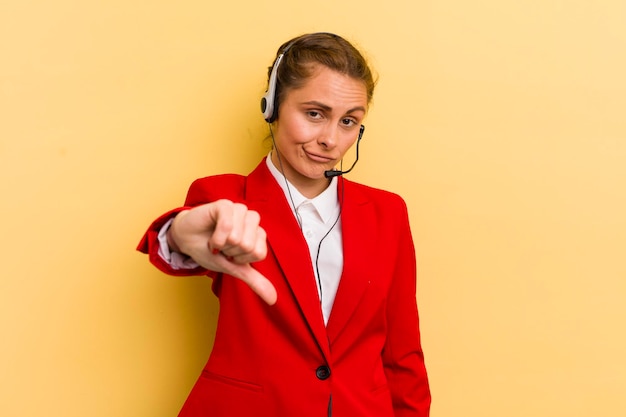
318 123 338 149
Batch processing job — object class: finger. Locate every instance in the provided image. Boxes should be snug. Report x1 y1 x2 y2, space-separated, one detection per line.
213 256 277 305
209 202 247 252
241 267 277 306
222 211 265 262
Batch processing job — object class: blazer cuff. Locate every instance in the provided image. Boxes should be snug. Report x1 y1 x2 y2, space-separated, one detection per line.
136 207 208 276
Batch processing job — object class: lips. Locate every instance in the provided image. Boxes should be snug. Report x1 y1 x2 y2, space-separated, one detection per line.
304 150 334 164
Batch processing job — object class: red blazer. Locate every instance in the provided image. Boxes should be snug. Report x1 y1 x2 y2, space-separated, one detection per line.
138 159 430 417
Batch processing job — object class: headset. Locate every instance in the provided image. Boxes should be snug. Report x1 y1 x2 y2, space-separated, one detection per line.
260 43 294 123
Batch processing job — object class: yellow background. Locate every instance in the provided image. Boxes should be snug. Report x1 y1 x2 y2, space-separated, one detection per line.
1 1 624 416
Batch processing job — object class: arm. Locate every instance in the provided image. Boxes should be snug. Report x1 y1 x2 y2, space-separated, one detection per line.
137 191 277 304
136 207 206 276
382 199 431 416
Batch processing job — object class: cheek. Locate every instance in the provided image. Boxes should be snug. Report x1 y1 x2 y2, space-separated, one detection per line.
283 119 316 143
338 135 358 154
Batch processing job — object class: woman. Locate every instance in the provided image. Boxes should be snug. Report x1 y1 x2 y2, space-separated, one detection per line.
138 32 431 417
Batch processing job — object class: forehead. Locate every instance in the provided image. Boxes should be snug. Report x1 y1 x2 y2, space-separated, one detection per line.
285 65 368 110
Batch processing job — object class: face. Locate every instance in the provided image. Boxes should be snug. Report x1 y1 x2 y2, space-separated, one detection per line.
271 65 368 198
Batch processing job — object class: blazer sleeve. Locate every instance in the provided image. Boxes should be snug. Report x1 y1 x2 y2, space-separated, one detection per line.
136 207 209 276
136 173 247 277
382 197 431 416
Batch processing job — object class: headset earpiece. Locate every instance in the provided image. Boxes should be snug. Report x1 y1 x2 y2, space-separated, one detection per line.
261 43 294 123
260 53 283 122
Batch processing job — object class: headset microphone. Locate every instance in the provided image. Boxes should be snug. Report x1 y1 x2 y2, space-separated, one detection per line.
324 124 365 178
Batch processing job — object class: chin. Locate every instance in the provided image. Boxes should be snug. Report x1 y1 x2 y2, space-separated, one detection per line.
296 165 327 179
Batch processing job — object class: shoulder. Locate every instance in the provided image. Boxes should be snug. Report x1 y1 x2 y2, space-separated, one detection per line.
185 173 247 206
344 179 407 209
190 173 246 190
342 179 411 228
342 180 415 251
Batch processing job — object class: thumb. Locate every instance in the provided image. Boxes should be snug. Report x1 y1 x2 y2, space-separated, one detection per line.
218 259 278 305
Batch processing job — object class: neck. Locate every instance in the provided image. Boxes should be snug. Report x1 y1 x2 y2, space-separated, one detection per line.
270 151 331 199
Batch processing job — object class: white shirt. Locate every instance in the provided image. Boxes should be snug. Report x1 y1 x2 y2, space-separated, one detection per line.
266 153 343 324
157 153 344 325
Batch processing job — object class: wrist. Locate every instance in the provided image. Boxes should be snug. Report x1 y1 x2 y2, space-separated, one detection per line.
167 210 188 254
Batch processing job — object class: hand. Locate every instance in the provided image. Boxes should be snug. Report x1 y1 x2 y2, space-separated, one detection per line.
168 200 277 305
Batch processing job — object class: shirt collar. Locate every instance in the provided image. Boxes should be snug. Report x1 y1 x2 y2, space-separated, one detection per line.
266 152 339 224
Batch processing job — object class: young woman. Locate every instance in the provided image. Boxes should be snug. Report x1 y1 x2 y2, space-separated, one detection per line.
138 32 431 417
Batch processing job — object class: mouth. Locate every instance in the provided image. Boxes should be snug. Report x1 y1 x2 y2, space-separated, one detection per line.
304 149 334 164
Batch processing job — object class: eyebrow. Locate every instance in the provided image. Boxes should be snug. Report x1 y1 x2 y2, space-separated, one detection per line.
302 100 366 114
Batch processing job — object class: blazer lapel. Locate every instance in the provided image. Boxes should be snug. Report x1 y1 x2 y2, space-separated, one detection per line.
326 180 375 342
245 160 331 361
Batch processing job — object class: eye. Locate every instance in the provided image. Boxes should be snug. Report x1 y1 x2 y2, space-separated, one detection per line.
306 110 323 119
341 118 358 127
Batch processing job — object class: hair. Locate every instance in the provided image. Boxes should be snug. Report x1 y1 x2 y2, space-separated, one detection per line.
267 32 377 117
